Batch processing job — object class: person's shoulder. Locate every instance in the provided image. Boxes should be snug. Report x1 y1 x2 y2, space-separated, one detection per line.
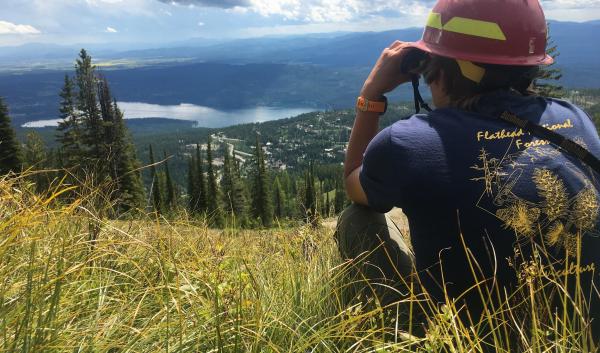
536 96 595 128
385 113 440 146
542 96 590 114
388 111 456 133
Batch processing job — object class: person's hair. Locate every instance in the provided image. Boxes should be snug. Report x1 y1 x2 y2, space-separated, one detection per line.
419 55 540 110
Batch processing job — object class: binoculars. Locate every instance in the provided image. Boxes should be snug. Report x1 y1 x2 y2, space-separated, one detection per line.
400 49 430 76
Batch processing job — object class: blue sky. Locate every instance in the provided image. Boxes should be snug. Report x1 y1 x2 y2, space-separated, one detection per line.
1 0 599 47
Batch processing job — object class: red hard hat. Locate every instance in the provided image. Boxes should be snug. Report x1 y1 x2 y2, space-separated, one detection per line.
409 0 554 66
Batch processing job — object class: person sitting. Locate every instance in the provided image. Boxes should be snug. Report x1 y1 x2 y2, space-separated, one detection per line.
336 0 600 343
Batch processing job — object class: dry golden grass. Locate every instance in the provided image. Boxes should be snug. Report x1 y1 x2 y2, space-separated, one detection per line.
0 173 597 352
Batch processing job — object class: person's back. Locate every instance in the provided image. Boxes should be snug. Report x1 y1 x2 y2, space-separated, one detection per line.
360 89 600 333
336 0 600 344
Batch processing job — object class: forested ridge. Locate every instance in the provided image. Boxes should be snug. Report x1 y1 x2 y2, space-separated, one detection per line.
3 48 600 228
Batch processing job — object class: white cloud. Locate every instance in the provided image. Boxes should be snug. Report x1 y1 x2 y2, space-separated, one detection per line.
197 21 205 26
239 14 427 37
0 20 41 35
161 0 598 23
542 0 600 10
87 0 126 5
157 0 433 22
106 26 118 33
239 0 434 23
158 0 249 8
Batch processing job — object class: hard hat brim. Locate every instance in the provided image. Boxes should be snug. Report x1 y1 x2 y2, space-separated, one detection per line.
407 40 554 66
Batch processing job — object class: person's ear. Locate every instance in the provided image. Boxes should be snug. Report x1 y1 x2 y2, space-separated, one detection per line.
429 70 450 108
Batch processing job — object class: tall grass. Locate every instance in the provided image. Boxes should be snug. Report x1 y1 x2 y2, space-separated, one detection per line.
0 173 596 352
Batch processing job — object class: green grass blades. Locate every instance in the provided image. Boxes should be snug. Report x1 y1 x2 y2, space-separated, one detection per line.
0 174 596 352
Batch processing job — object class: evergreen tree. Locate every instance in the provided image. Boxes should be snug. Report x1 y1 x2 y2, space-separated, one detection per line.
97 79 145 214
23 131 47 170
221 145 234 213
334 178 347 214
232 156 249 226
319 179 325 215
221 145 248 225
0 97 22 175
325 189 331 218
206 136 223 226
149 145 162 214
75 49 104 168
196 144 208 214
187 156 199 214
303 162 317 225
114 101 145 213
23 131 49 192
251 134 273 227
273 177 285 220
163 151 176 211
534 24 564 98
98 77 116 159
55 51 145 215
56 75 82 169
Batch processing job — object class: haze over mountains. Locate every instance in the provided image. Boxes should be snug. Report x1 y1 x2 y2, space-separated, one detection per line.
1 20 598 127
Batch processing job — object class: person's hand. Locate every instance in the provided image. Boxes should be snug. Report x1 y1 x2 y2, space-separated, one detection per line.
360 41 414 100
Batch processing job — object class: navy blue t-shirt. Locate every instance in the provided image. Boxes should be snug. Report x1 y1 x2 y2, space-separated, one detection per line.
360 90 600 328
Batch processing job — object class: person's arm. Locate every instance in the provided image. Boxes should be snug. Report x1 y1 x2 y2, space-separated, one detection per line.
344 41 414 205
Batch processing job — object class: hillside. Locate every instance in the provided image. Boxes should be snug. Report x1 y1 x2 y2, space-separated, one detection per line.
17 88 600 190
130 104 415 188
0 173 596 351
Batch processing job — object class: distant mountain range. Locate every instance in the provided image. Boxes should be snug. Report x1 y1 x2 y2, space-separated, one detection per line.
1 20 599 126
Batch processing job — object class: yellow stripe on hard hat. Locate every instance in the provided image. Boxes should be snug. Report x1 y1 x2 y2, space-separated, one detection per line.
426 12 443 30
426 12 507 41
456 60 486 83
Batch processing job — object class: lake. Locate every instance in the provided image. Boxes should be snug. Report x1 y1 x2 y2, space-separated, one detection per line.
21 102 316 128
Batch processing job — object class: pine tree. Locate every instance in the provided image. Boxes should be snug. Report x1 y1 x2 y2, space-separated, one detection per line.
221 145 235 213
325 189 331 218
281 171 296 218
98 77 116 160
149 145 162 214
46 148 62 185
196 144 208 214
75 49 104 169
206 136 223 226
23 131 47 170
319 179 325 215
163 151 176 211
251 134 273 227
0 97 22 175
97 79 145 214
303 162 317 225
23 131 49 192
534 24 564 98
232 155 249 227
57 52 145 214
273 177 285 220
114 101 145 213
334 178 346 214
56 75 82 169
221 145 248 226
187 156 198 214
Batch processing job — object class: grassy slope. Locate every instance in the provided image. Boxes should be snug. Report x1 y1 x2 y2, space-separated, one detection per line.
0 175 597 352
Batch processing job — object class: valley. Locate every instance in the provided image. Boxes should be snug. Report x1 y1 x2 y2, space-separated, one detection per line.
1 20 598 128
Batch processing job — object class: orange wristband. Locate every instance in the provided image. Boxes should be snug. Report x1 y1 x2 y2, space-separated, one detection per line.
356 96 387 114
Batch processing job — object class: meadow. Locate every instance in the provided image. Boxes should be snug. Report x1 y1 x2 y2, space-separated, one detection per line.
0 174 597 352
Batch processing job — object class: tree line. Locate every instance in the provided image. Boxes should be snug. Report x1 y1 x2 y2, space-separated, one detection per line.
0 49 349 226
146 132 349 227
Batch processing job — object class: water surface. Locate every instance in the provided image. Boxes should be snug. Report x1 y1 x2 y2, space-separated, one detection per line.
22 102 316 128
